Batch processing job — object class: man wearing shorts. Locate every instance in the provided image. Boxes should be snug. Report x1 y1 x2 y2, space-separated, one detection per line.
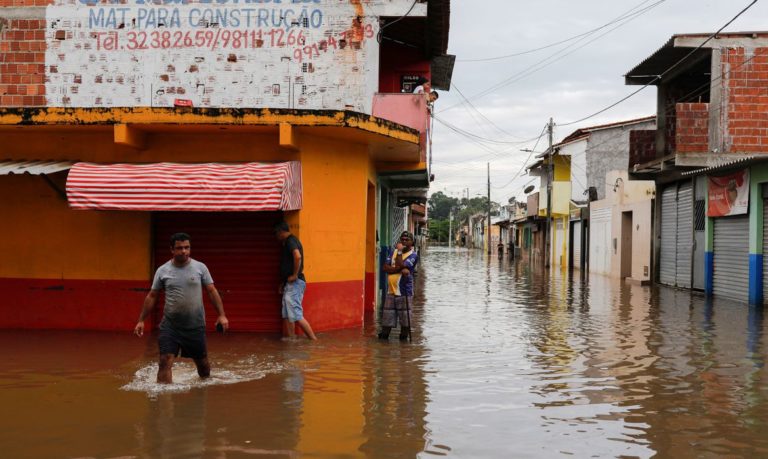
133 232 229 383
275 221 317 340
378 231 419 340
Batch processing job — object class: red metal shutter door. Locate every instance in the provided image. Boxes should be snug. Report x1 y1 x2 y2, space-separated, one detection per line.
153 212 283 332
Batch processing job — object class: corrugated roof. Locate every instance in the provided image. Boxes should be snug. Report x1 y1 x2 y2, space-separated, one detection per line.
624 32 768 85
681 156 758 176
0 160 74 175
558 116 656 145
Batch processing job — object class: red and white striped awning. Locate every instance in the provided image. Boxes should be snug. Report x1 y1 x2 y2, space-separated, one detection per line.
66 162 302 211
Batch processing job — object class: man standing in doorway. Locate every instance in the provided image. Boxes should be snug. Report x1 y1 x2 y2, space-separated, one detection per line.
134 232 229 384
275 221 317 340
378 231 419 341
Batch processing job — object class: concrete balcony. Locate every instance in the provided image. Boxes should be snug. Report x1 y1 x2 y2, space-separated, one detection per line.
372 93 430 163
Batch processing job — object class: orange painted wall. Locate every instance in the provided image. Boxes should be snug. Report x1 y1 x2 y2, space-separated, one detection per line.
292 132 370 284
0 174 149 280
1 126 379 330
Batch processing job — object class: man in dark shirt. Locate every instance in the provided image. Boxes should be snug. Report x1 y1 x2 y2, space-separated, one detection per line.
275 221 317 340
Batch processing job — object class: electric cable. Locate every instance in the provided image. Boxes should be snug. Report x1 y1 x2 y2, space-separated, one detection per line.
438 0 666 114
558 0 759 127
457 0 660 63
377 0 419 43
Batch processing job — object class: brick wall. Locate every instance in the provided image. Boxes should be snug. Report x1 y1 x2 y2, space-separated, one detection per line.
629 129 656 167
0 12 48 106
675 102 709 153
724 47 768 153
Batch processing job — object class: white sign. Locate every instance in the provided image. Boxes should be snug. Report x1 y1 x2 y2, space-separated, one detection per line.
45 0 384 111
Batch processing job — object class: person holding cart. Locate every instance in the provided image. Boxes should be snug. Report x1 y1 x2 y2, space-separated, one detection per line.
378 231 419 341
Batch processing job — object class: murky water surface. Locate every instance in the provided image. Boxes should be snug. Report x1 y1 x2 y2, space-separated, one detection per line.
3 247 768 458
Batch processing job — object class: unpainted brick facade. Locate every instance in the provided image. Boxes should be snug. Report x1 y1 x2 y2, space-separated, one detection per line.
721 47 768 153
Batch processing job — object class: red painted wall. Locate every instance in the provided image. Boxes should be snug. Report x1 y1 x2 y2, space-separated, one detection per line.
364 272 375 313
1 277 365 332
303 280 364 332
0 278 147 330
379 41 430 93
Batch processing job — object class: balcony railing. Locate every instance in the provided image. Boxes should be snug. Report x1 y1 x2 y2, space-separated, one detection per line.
372 93 430 164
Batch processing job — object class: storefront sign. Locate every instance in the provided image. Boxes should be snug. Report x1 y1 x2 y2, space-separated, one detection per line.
707 169 749 217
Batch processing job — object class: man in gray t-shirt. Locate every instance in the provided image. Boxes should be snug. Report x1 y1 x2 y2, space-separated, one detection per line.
134 232 229 384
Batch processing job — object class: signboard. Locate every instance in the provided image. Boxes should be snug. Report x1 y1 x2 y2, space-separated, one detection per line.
45 0 382 111
400 75 422 93
707 169 749 217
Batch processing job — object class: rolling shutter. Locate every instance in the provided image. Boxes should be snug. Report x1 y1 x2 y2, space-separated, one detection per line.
764 199 768 303
713 216 749 303
659 185 677 286
153 211 283 332
572 221 582 269
675 181 694 288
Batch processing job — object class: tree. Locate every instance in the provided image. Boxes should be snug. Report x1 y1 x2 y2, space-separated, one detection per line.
427 191 460 220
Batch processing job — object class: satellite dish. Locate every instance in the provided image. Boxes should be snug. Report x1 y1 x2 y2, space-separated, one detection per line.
524 185 535 194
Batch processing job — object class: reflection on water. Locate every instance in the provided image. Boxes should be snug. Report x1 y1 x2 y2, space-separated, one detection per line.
2 247 768 458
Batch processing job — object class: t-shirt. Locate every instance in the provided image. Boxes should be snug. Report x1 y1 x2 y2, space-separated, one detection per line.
386 249 418 297
280 235 305 282
151 259 213 330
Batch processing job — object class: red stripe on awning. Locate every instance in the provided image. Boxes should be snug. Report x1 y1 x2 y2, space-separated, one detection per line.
66 162 302 212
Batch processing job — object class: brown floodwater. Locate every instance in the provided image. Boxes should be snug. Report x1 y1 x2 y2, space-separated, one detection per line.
3 246 768 458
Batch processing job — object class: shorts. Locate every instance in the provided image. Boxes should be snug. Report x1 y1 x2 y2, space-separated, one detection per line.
158 324 208 360
282 278 306 323
381 294 413 328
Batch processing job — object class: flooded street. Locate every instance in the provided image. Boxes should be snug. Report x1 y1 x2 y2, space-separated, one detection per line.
3 246 768 458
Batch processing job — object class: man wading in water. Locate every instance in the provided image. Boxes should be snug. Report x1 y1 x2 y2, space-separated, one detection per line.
275 221 317 340
134 232 229 383
378 231 419 341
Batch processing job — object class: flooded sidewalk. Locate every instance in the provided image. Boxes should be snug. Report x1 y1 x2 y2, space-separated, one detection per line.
2 246 768 458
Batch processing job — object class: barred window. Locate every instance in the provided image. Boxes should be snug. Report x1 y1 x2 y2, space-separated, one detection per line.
694 200 706 231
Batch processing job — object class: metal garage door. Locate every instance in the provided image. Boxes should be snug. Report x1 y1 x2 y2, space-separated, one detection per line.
713 215 749 303
763 199 768 304
659 182 694 287
589 207 611 275
153 211 283 332
572 221 582 269
659 185 677 286
675 181 694 288
554 219 565 267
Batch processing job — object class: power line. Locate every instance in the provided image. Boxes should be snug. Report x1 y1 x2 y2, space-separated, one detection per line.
558 0 759 127
457 0 659 63
452 83 530 139
438 0 666 114
434 116 546 146
491 124 549 189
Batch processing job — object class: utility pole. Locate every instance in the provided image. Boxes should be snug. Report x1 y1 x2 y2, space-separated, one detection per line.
487 162 492 256
449 209 453 248
545 118 554 269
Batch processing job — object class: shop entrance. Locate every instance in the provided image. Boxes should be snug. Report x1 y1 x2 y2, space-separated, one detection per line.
152 212 283 332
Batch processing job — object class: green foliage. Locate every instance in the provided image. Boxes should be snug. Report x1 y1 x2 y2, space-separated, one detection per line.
428 219 452 242
428 193 500 221
426 192 501 241
427 191 460 220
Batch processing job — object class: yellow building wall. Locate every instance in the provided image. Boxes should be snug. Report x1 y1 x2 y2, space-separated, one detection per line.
1 128 373 286
291 133 369 284
553 155 571 182
0 174 150 280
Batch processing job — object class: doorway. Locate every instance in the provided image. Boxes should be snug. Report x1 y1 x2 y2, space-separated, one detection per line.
621 211 633 279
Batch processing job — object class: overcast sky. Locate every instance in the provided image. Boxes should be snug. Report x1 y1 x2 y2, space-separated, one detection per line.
432 0 768 204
